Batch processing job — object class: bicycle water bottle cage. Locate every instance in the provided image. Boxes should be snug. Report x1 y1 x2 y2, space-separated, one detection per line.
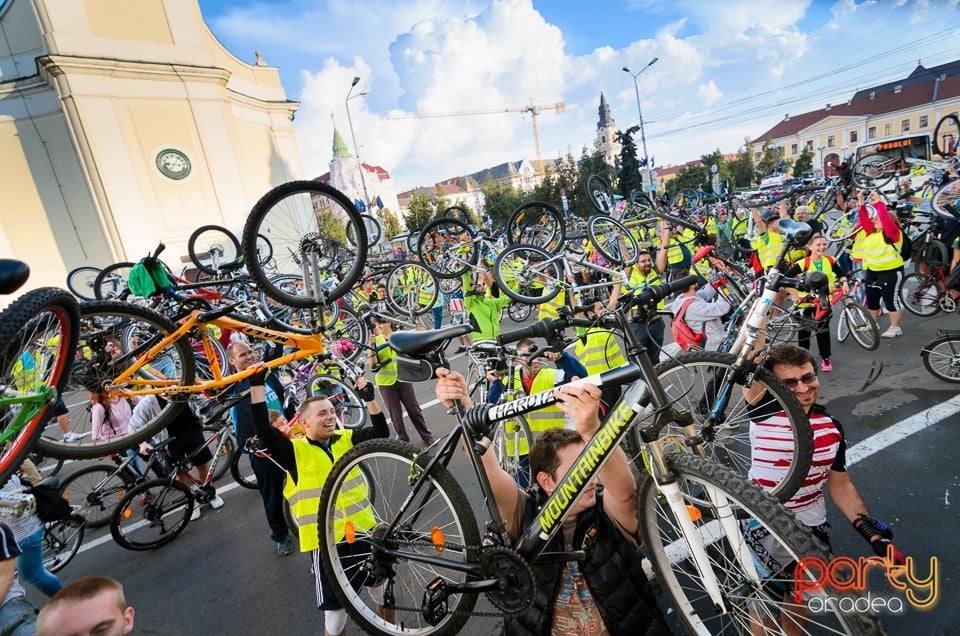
777 219 812 245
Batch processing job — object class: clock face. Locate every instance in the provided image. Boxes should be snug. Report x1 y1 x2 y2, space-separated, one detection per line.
156 149 191 180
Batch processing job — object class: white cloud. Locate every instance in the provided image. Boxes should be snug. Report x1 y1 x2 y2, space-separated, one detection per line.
697 80 723 104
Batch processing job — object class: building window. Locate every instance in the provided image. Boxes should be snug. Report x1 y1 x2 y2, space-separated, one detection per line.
806 140 813 150
884 123 892 136
791 143 798 155
754 151 761 162
901 119 910 132
919 115 929 128
850 130 858 143
827 135 835 148
868 126 877 139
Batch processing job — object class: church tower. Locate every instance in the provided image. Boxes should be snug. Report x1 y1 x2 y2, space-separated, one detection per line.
327 128 368 208
595 91 621 167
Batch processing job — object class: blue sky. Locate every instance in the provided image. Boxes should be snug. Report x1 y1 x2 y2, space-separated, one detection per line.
197 0 960 192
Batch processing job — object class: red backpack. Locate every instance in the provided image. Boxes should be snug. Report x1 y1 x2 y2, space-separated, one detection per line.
671 298 707 351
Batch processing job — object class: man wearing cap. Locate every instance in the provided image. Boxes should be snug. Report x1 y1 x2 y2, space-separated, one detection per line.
750 207 787 270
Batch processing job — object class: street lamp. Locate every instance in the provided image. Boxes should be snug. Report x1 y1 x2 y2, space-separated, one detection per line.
345 76 372 212
623 58 659 192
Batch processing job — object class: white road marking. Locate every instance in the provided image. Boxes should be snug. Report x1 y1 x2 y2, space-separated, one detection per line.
846 393 960 466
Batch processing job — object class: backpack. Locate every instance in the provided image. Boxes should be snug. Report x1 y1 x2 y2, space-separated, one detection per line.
883 230 913 262
671 298 707 352
127 257 173 297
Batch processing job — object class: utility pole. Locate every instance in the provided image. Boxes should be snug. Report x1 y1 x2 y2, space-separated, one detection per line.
623 57 659 192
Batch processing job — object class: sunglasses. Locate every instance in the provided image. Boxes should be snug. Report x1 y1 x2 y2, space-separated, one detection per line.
779 372 818 389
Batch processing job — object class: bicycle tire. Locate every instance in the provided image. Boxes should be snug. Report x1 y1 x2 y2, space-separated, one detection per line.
60 463 137 529
507 301 532 322
230 450 258 489
307 375 368 429
493 244 561 305
914 239 949 274
931 179 960 217
318 439 480 636
66 266 101 301
27 451 64 477
386 261 438 317
824 216 860 243
852 152 896 189
348 214 382 249
921 335 960 383
840 299 879 351
188 225 242 276
241 180 367 308
934 113 960 157
506 201 565 254
836 307 850 343
898 273 941 317
417 217 476 279
110 478 194 551
327 305 367 364
201 426 236 481
255 233 274 267
652 351 813 503
584 174 616 213
587 215 640 266
638 453 885 636
257 275 322 334
41 513 85 573
491 417 533 488
37 301 196 459
438 277 461 295
405 229 421 254
0 288 80 485
93 261 136 301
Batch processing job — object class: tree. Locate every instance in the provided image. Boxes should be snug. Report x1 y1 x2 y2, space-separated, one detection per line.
404 192 434 231
755 138 784 178
379 208 403 239
728 147 755 189
664 162 706 200
432 184 450 220
481 178 523 230
615 125 642 199
792 147 814 177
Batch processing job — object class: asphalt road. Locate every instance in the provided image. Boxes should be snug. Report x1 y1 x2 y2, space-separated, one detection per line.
28 303 960 636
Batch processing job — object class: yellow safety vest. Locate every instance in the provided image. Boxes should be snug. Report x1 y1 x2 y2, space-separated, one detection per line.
538 289 567 321
574 329 626 376
731 216 748 239
752 231 783 269
283 432 375 551
628 268 664 311
860 231 904 271
704 217 718 237
373 334 397 386
798 256 838 307
506 369 564 456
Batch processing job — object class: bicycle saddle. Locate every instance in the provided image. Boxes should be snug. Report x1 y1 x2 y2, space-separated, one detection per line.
777 219 812 244
0 260 30 295
390 324 473 358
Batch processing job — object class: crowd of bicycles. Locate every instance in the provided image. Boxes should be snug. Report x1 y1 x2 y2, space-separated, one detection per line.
0 123 958 633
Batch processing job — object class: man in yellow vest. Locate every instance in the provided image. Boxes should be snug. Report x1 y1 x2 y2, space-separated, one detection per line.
248 367 389 636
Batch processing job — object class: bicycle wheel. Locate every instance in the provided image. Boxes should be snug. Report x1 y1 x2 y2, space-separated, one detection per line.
934 113 960 157
835 307 850 343
318 439 480 636
27 451 64 477
824 216 860 243
230 449 258 489
110 478 194 550
386 261 438 317
41 514 85 573
201 426 236 481
327 306 367 364
840 300 879 351
307 375 368 429
417 217 476 279
37 301 196 459
638 454 884 636
347 214 382 249
0 288 79 484
507 301 532 322
585 174 615 213
438 277 461 295
921 335 960 383
256 275 323 334
66 266 101 301
914 239 949 273
491 417 533 488
255 233 274 267
59 464 135 529
188 225 241 276
652 351 812 503
493 244 561 305
506 201 565 254
765 308 801 345
93 262 136 301
587 215 640 267
898 273 941 317
851 153 896 189
931 179 960 217
241 180 367 308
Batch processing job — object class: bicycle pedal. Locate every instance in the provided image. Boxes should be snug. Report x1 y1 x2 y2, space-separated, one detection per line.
421 578 449 626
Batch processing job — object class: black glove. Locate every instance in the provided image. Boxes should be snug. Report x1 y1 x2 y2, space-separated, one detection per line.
853 513 905 564
356 382 376 402
248 367 269 387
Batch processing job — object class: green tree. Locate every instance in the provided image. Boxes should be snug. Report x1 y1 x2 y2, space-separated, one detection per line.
615 125 642 198
379 207 403 240
755 138 784 178
433 185 450 219
664 162 707 200
728 146 755 189
792 147 814 177
482 178 523 229
404 192 434 231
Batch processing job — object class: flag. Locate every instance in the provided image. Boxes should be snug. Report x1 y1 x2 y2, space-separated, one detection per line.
449 297 465 313
354 198 366 212
639 157 648 167
651 156 655 167
376 195 384 209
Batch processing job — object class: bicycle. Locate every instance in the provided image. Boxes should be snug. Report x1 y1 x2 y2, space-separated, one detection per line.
316 281 881 635
899 260 958 316
37 476 85 574
0 260 79 484
778 284 880 351
921 329 960 383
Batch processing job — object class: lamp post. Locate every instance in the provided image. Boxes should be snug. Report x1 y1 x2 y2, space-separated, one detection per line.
345 76 372 212
623 57 659 192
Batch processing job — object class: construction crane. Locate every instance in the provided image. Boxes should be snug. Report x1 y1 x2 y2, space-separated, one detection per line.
387 99 566 176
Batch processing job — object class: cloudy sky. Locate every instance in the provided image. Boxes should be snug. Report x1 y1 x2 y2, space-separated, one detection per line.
197 0 960 192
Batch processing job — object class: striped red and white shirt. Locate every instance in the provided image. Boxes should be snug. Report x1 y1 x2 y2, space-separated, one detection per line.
749 403 845 527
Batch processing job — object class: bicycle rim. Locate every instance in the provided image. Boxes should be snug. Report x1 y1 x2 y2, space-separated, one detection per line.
93 262 136 301
319 440 480 636
42 515 85 573
842 301 879 351
639 454 883 635
922 336 960 383
307 375 368 429
387 262 438 317
110 479 193 550
201 426 236 481
188 224 241 276
66 266 101 301
417 218 476 279
60 464 131 529
506 201 564 254
653 351 812 503
588 215 639 266
493 244 561 305
899 274 941 317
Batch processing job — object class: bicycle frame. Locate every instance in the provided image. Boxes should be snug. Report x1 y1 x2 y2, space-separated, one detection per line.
0 384 55 447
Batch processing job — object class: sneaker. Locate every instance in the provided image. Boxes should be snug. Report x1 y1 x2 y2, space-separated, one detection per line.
821 358 833 372
63 432 84 443
880 326 903 338
209 495 225 510
190 506 201 521
277 536 294 557
454 346 467 354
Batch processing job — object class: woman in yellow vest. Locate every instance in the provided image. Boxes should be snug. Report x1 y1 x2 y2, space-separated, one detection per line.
248 370 389 635
856 192 905 338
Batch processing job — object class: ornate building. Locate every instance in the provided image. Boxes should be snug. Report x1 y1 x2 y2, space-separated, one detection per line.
595 91 621 167
318 128 399 217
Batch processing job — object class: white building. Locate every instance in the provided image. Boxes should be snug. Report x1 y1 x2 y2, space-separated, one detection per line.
318 128 399 217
